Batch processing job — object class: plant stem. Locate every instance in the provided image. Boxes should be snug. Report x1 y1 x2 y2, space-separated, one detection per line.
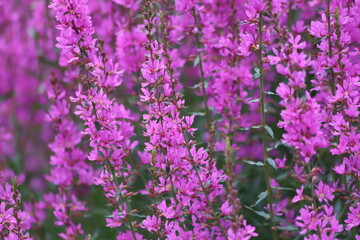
191 8 215 159
307 164 317 209
78 44 137 239
338 201 351 221
108 162 137 240
258 12 278 240
182 129 228 239
192 151 229 239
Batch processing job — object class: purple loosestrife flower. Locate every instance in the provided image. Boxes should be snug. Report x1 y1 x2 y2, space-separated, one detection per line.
345 203 360 231
141 0 199 236
314 181 335 203
49 0 96 65
50 0 140 238
333 154 360 178
116 25 146 73
184 1 264 235
277 89 328 163
0 181 32 240
4 0 360 239
46 77 93 239
140 1 257 239
309 0 360 216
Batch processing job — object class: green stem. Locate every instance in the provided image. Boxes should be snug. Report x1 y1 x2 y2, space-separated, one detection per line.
307 164 317 209
337 201 351 221
258 12 278 240
193 161 229 239
108 162 137 240
307 164 322 237
191 8 215 158
79 48 138 239
182 130 228 239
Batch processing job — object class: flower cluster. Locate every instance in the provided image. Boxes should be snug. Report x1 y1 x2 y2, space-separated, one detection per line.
46 75 94 239
1 0 360 239
0 180 32 240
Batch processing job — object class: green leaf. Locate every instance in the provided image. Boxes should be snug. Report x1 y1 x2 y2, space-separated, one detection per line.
277 225 299 231
249 98 260 103
252 67 261 79
239 20 250 25
204 179 212 188
264 125 274 139
193 56 200 67
243 160 264 167
239 125 261 131
245 206 270 219
274 141 281 149
191 112 205 116
189 83 201 89
267 158 277 170
250 190 269 207
266 91 277 95
272 186 294 191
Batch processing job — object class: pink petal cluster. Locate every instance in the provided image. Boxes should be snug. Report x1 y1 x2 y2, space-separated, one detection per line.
0 0 360 239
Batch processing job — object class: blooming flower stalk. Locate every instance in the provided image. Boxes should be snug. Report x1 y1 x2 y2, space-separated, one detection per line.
1 0 360 239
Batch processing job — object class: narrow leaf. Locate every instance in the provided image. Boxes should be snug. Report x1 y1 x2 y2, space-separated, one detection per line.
250 190 269 207
266 91 277 95
252 72 261 79
245 206 270 219
267 158 277 170
243 160 264 167
193 56 200 67
239 125 261 131
277 225 299 231
189 83 201 89
191 112 205 116
264 125 274 139
249 98 260 103
272 186 294 191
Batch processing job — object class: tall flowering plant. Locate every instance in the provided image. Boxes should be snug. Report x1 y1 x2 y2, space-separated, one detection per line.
0 0 359 239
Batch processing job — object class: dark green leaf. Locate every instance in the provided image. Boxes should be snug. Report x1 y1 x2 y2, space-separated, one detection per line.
243 160 264 167
191 112 205 116
272 186 294 191
193 56 200 67
264 125 274 139
278 225 298 231
239 125 261 131
245 206 270 219
267 158 277 170
250 190 269 207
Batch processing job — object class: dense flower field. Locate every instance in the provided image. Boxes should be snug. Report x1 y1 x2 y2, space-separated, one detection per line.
0 0 359 239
